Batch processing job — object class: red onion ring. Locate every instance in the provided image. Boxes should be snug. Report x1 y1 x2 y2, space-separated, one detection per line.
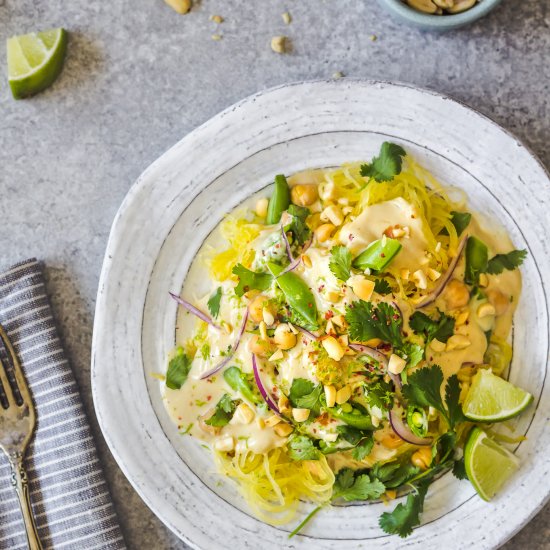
252 354 280 415
169 292 221 330
414 233 468 309
294 325 321 341
200 310 249 379
389 408 432 446
349 343 388 367
277 256 301 277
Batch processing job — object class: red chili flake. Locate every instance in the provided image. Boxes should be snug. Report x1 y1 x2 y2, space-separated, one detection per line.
313 428 317 433
207 395 212 401
349 234 354 241
429 356 434 361
318 284 325 292
325 310 334 320
308 303 313 308
178 416 183 420
381 253 386 258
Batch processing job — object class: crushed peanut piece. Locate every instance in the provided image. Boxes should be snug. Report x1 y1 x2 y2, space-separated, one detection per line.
271 36 287 54
211 34 222 41
282 11 292 24
210 14 224 23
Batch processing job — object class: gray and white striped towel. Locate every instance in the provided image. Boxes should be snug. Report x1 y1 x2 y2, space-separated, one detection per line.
0 259 126 550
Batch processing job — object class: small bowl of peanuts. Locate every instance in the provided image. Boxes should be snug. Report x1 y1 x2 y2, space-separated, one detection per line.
378 0 502 30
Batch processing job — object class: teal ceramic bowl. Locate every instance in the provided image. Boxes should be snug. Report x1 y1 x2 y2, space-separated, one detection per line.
378 0 503 31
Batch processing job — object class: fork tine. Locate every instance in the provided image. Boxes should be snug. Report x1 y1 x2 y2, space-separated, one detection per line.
0 353 16 407
0 324 31 408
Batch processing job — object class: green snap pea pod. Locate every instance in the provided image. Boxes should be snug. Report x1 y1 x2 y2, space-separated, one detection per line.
329 406 375 431
406 406 428 438
266 174 291 225
223 366 261 404
464 236 488 286
352 238 402 272
267 261 319 329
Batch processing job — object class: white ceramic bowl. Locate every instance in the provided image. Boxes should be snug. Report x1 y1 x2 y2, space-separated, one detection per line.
92 80 550 550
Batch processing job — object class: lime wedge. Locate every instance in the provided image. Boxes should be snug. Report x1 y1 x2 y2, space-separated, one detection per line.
7 28 68 99
464 427 519 501
462 369 533 422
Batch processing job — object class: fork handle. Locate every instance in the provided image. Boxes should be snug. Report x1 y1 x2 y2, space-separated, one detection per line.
10 455 43 550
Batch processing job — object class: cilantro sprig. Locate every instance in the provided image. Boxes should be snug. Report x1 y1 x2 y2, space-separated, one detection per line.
232 264 273 297
401 364 465 429
207 287 222 318
373 278 392 295
486 249 527 274
204 394 237 427
345 300 403 348
166 347 192 390
329 245 352 282
409 310 455 346
360 142 407 183
288 434 320 461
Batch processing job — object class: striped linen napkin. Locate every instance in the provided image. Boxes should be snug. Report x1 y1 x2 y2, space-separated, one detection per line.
0 259 126 550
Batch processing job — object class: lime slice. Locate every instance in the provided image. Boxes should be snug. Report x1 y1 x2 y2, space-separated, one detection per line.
7 28 68 99
464 427 519 501
462 369 533 422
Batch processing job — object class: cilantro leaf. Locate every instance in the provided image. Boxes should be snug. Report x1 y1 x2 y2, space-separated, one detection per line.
402 364 446 418
440 211 472 237
401 342 424 369
205 394 237 427
409 310 455 345
287 434 320 461
207 287 222 318
289 378 322 410
345 301 403 348
166 348 192 390
286 204 311 245
486 249 527 275
372 461 420 489
336 473 386 501
329 246 352 282
335 468 355 491
452 458 467 480
373 278 392 295
365 380 394 410
402 365 464 429
360 142 407 183
336 425 365 446
352 436 375 461
444 374 465 428
379 481 429 538
232 264 273 297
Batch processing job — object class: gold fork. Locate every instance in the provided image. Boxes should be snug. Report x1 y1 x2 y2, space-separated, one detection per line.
0 323 43 550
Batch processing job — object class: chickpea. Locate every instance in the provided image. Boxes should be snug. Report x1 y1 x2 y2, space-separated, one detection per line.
487 289 509 316
273 323 297 350
291 184 319 207
247 334 273 357
315 223 336 243
411 447 432 470
444 279 470 310
249 294 272 323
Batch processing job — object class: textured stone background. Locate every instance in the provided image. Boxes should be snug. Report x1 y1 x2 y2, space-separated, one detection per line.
0 0 548 548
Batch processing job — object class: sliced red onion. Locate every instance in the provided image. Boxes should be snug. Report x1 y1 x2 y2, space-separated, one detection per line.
200 309 249 379
169 292 220 330
280 223 294 262
389 408 432 446
349 343 388 367
294 325 321 341
277 256 301 277
414 233 468 309
388 372 402 390
252 353 280 415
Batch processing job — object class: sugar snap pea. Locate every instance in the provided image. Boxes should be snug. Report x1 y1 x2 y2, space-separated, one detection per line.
224 366 261 404
352 238 402 272
266 174 291 225
464 236 488 286
329 404 375 431
267 261 319 329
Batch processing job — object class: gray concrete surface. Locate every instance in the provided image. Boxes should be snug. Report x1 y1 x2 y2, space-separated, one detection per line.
1 0 549 548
